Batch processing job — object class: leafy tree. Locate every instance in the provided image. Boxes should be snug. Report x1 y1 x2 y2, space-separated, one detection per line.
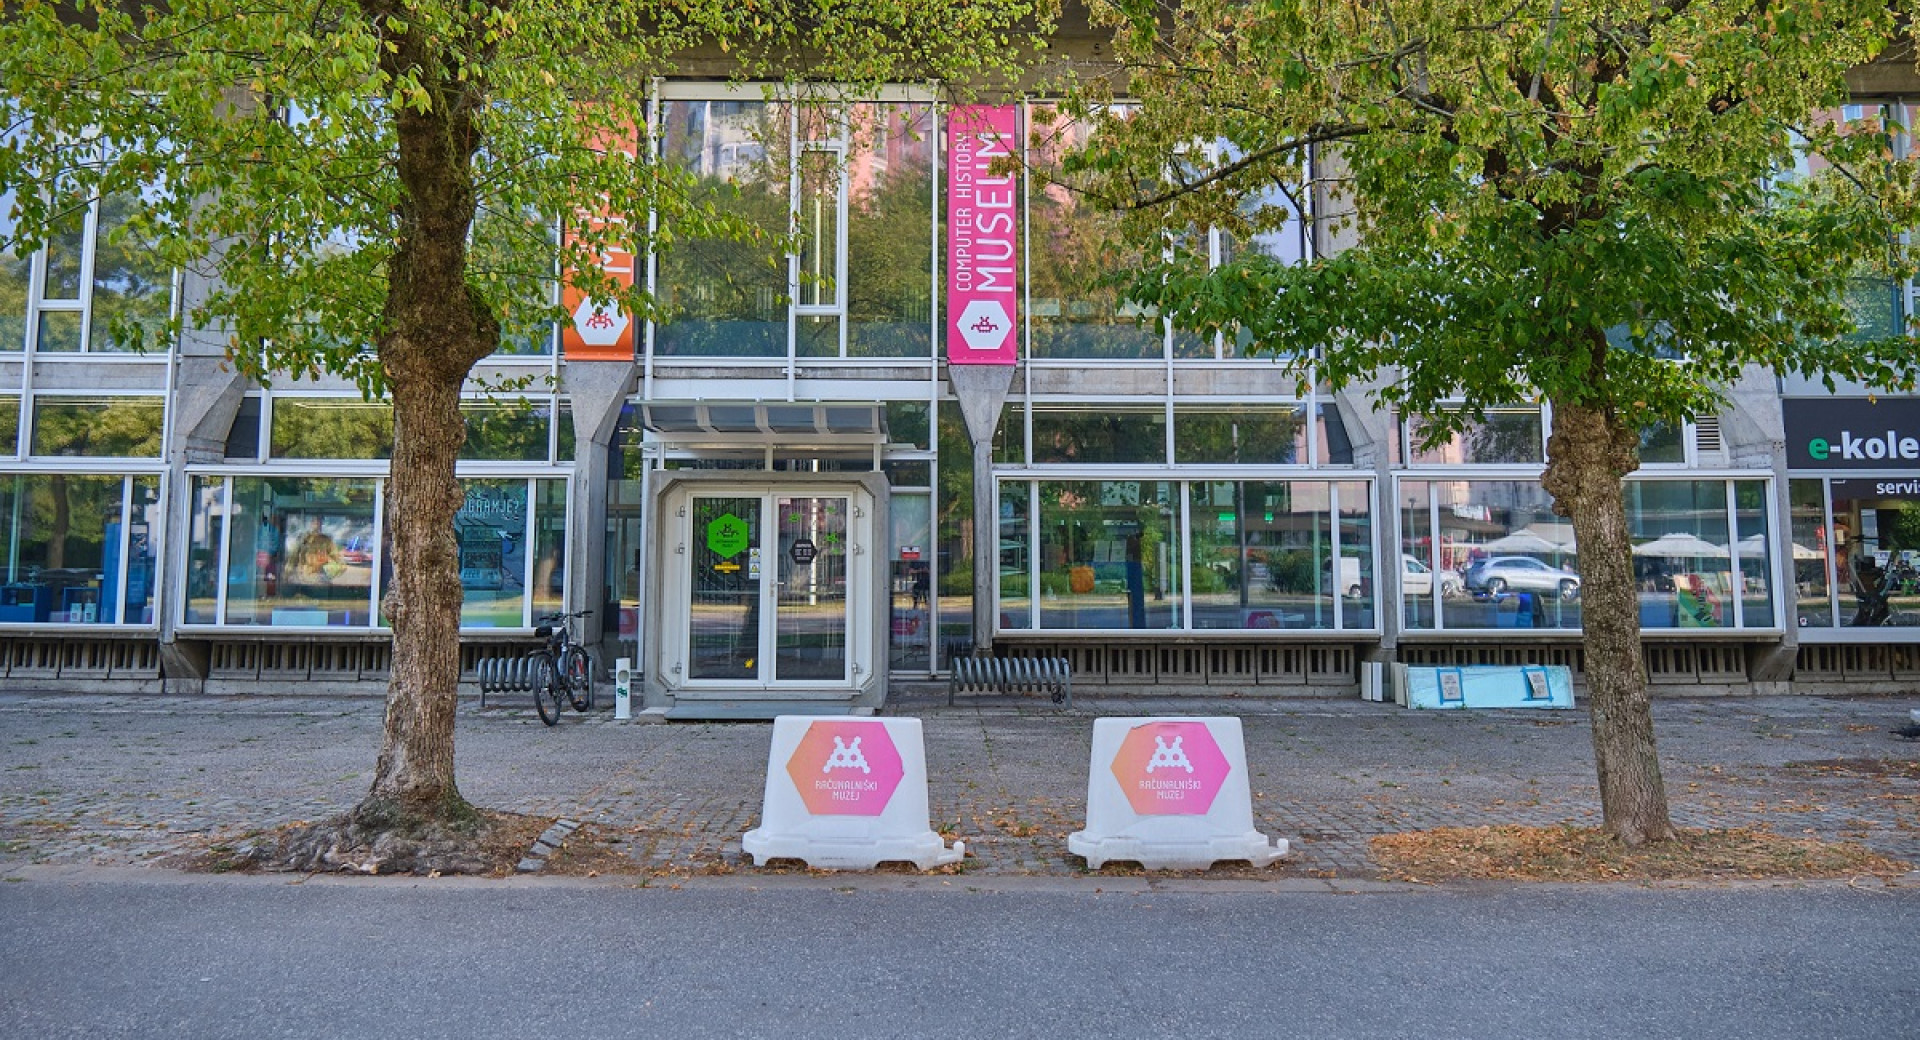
1069 0 1920 843
1 0 1048 870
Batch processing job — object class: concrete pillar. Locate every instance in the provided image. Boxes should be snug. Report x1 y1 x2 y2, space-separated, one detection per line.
560 360 638 666
159 357 249 683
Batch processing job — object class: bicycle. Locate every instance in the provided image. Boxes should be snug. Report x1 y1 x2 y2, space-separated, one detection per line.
531 609 594 726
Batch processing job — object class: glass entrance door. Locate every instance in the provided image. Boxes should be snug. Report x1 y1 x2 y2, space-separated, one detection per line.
686 493 850 684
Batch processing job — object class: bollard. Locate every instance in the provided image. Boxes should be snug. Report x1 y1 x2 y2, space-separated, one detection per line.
614 657 632 720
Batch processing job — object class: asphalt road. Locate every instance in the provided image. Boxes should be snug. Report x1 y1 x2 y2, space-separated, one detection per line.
3 872 1914 1040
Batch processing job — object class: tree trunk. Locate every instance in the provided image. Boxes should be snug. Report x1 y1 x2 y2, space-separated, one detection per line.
1543 400 1676 845
348 6 497 833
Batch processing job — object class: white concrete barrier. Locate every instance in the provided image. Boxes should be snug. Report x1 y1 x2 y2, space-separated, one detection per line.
741 716 963 871
1068 717 1287 870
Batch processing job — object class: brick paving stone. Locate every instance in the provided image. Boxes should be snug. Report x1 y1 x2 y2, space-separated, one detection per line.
0 689 1915 878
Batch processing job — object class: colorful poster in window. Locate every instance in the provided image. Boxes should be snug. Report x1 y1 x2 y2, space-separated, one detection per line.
945 105 1019 365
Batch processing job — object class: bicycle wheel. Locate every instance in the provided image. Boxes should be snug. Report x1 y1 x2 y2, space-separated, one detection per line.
562 646 593 711
531 655 563 726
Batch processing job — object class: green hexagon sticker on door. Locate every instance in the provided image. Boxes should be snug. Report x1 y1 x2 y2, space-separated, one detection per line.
706 512 750 559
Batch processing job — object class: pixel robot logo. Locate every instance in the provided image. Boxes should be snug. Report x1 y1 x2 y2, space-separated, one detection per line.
786 720 905 817
1109 721 1231 816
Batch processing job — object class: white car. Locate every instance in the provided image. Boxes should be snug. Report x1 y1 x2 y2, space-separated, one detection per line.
1402 554 1463 597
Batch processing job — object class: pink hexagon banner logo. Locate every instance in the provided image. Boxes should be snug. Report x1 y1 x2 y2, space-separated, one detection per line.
786 720 905 816
1109 721 1232 816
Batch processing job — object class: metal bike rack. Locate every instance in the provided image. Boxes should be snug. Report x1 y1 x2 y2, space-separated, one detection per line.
476 655 543 709
948 655 1072 708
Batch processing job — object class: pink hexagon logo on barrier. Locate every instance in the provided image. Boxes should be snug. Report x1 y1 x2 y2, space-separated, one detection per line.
786 720 905 817
1109 721 1231 816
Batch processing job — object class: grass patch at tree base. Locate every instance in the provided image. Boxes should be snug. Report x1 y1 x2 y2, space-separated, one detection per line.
1371 825 1910 883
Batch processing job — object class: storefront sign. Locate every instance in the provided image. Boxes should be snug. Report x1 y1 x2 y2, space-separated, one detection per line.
706 513 750 558
946 105 1019 365
789 538 817 565
1784 398 1920 471
560 126 640 362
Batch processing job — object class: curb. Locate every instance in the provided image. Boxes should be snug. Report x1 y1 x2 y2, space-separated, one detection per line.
515 819 580 874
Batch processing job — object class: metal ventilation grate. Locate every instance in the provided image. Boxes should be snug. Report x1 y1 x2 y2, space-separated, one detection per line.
1692 415 1723 453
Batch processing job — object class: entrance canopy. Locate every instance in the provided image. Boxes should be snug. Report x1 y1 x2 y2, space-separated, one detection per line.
641 402 887 441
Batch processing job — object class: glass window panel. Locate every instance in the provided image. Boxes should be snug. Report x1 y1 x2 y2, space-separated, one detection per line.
1629 481 1733 630
1026 104 1163 360
123 476 160 624
1189 481 1339 630
476 209 558 357
0 169 29 351
1336 480 1375 629
796 148 840 310
689 495 761 679
185 477 227 623
0 397 19 455
889 492 932 671
882 460 930 488
1639 420 1686 465
1409 406 1545 465
936 401 975 655
1439 480 1582 630
461 399 550 462
998 483 1030 629
1733 480 1777 627
0 474 141 625
225 396 262 461
1173 405 1306 464
655 99 791 358
1831 478 1920 627
848 103 934 359
455 480 529 628
31 396 164 457
1399 481 1439 630
796 313 838 358
556 400 576 463
1031 404 1165 465
994 401 1024 464
270 398 394 459
1036 480 1180 630
41 204 86 300
531 478 567 623
36 310 83 352
885 401 930 450
89 192 174 353
1316 401 1356 465
1789 479 1833 628
224 477 377 627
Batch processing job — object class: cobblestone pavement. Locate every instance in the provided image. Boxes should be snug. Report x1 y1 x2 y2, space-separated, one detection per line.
1 686 1915 878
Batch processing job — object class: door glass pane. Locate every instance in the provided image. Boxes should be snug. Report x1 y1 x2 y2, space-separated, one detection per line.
775 496 847 681
690 497 761 679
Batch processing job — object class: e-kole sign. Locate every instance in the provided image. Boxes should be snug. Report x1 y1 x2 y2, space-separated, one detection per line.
1784 398 1920 471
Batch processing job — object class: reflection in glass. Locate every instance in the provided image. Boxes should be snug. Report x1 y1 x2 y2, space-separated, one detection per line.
1734 481 1777 627
889 493 932 672
849 104 934 358
1430 480 1582 630
1829 478 1920 628
1032 405 1165 465
224 477 378 627
655 100 791 358
1789 479 1832 627
689 496 761 678
184 477 227 624
88 192 174 353
1336 481 1374 629
775 496 848 681
998 484 1030 629
1026 104 1164 360
461 398 551 462
1628 481 1733 629
31 396 165 457
1188 481 1342 630
455 480 529 628
1407 406 1545 464
271 398 394 459
0 474 156 625
1036 481 1180 630
1174 405 1305 465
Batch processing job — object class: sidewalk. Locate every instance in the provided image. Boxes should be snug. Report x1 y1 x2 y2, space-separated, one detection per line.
1 688 1916 878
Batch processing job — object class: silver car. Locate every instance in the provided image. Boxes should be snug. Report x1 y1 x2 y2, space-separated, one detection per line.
1463 555 1581 599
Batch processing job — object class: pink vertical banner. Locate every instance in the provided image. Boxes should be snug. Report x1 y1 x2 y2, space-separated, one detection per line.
946 105 1020 365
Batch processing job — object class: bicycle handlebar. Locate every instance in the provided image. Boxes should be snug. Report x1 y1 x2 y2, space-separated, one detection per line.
535 609 594 623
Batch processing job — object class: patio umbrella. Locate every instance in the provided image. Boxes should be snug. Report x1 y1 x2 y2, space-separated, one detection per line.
1479 530 1564 554
1735 534 1821 560
1632 532 1729 558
